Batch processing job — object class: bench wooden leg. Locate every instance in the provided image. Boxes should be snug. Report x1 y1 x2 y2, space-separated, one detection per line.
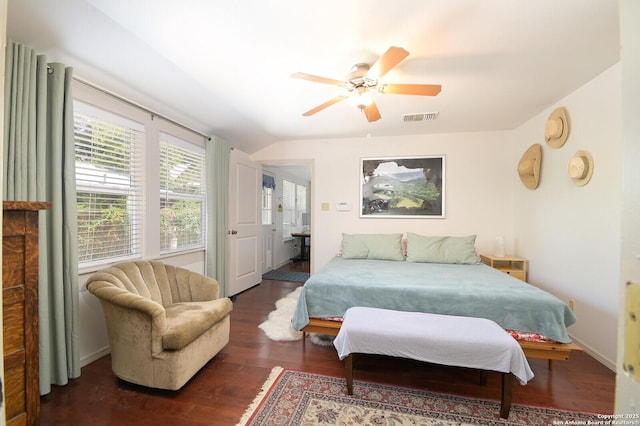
345 354 353 395
500 373 513 419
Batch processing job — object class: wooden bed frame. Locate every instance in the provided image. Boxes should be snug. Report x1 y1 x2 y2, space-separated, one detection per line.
302 318 582 367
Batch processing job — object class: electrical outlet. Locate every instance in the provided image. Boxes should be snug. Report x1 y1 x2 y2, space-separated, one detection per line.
623 282 640 383
321 203 330 211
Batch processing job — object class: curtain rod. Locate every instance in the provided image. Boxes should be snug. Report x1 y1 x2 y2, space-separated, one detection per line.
72 76 211 141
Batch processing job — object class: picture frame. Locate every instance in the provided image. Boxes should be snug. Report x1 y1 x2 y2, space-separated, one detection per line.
360 155 445 218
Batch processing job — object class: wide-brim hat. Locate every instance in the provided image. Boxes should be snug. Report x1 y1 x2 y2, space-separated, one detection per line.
518 143 542 190
567 150 594 186
545 107 570 149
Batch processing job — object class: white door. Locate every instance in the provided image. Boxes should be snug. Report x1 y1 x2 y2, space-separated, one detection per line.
261 172 275 272
616 1 640 413
227 149 262 296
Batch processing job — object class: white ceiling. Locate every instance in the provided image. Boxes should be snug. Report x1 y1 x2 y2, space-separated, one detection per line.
7 0 620 155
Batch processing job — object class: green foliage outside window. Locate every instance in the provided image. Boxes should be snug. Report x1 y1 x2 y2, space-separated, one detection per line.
77 193 133 263
159 139 205 252
160 199 204 251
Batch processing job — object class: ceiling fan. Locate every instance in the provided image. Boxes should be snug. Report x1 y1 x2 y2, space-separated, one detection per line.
291 46 441 123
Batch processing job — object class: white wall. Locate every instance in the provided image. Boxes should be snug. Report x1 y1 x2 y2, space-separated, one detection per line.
252 64 622 369
252 131 516 271
512 63 622 368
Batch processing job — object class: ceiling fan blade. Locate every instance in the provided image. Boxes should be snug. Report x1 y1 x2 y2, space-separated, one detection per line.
291 72 346 87
366 46 410 81
379 83 442 96
363 101 381 122
302 96 347 116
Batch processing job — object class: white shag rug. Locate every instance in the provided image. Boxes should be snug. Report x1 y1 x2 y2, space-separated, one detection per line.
258 287 334 346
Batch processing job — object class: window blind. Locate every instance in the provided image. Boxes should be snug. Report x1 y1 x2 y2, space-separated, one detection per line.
296 185 307 225
262 186 273 225
74 101 144 265
159 133 206 253
282 179 296 238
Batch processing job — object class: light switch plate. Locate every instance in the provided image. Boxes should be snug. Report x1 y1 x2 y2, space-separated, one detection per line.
624 281 640 382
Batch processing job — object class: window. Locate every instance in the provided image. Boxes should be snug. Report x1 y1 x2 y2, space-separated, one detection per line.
296 185 307 226
282 179 307 239
262 186 273 225
159 134 206 253
262 174 275 226
282 180 295 238
73 82 208 270
74 102 144 265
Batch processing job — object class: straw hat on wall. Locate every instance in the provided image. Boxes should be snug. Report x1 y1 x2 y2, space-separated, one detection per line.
567 150 594 186
545 107 570 149
517 143 542 190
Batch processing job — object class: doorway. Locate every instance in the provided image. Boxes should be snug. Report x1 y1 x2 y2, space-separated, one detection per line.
261 162 312 271
261 171 276 273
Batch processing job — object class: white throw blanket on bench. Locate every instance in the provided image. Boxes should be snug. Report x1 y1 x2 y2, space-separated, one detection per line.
334 307 534 385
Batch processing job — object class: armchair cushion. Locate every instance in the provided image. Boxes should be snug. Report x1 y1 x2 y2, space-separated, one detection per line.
163 298 233 350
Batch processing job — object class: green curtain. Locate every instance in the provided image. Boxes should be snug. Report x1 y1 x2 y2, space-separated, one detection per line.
3 41 80 395
205 136 231 296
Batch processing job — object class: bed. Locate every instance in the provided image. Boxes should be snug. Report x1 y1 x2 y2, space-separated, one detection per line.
292 233 581 363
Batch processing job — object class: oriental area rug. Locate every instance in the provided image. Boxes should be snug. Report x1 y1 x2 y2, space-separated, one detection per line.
237 367 602 426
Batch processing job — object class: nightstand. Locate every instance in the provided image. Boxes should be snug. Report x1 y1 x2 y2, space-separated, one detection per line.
480 254 528 282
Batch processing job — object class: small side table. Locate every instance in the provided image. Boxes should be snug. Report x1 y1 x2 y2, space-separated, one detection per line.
291 232 310 262
480 254 528 282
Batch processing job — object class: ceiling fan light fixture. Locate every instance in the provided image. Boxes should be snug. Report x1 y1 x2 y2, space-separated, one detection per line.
350 86 373 109
291 46 441 122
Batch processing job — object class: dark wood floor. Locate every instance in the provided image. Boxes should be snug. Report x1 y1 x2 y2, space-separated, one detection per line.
41 261 615 425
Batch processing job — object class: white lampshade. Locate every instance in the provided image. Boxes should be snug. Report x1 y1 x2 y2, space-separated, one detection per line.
349 88 373 109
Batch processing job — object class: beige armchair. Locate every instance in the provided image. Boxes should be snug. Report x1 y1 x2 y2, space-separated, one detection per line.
86 261 233 390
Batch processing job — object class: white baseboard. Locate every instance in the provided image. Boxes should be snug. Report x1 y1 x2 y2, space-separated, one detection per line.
569 334 615 372
274 259 292 269
81 346 110 368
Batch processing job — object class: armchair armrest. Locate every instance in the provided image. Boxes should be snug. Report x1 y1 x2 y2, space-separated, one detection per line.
87 281 167 354
88 282 165 320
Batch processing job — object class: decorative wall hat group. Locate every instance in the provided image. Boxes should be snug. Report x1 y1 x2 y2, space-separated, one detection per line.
518 106 594 190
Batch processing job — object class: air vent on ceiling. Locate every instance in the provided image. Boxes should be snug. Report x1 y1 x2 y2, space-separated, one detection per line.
403 112 439 122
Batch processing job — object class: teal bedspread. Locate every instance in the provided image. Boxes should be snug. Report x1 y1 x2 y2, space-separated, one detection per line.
292 257 576 343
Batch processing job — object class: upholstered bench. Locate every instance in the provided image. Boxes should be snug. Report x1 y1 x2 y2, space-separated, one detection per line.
333 307 534 419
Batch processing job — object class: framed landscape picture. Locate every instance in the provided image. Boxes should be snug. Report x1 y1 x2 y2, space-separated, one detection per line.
360 156 445 218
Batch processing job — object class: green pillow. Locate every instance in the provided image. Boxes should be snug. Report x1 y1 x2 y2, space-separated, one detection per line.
406 233 480 264
342 233 404 261
341 233 369 259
